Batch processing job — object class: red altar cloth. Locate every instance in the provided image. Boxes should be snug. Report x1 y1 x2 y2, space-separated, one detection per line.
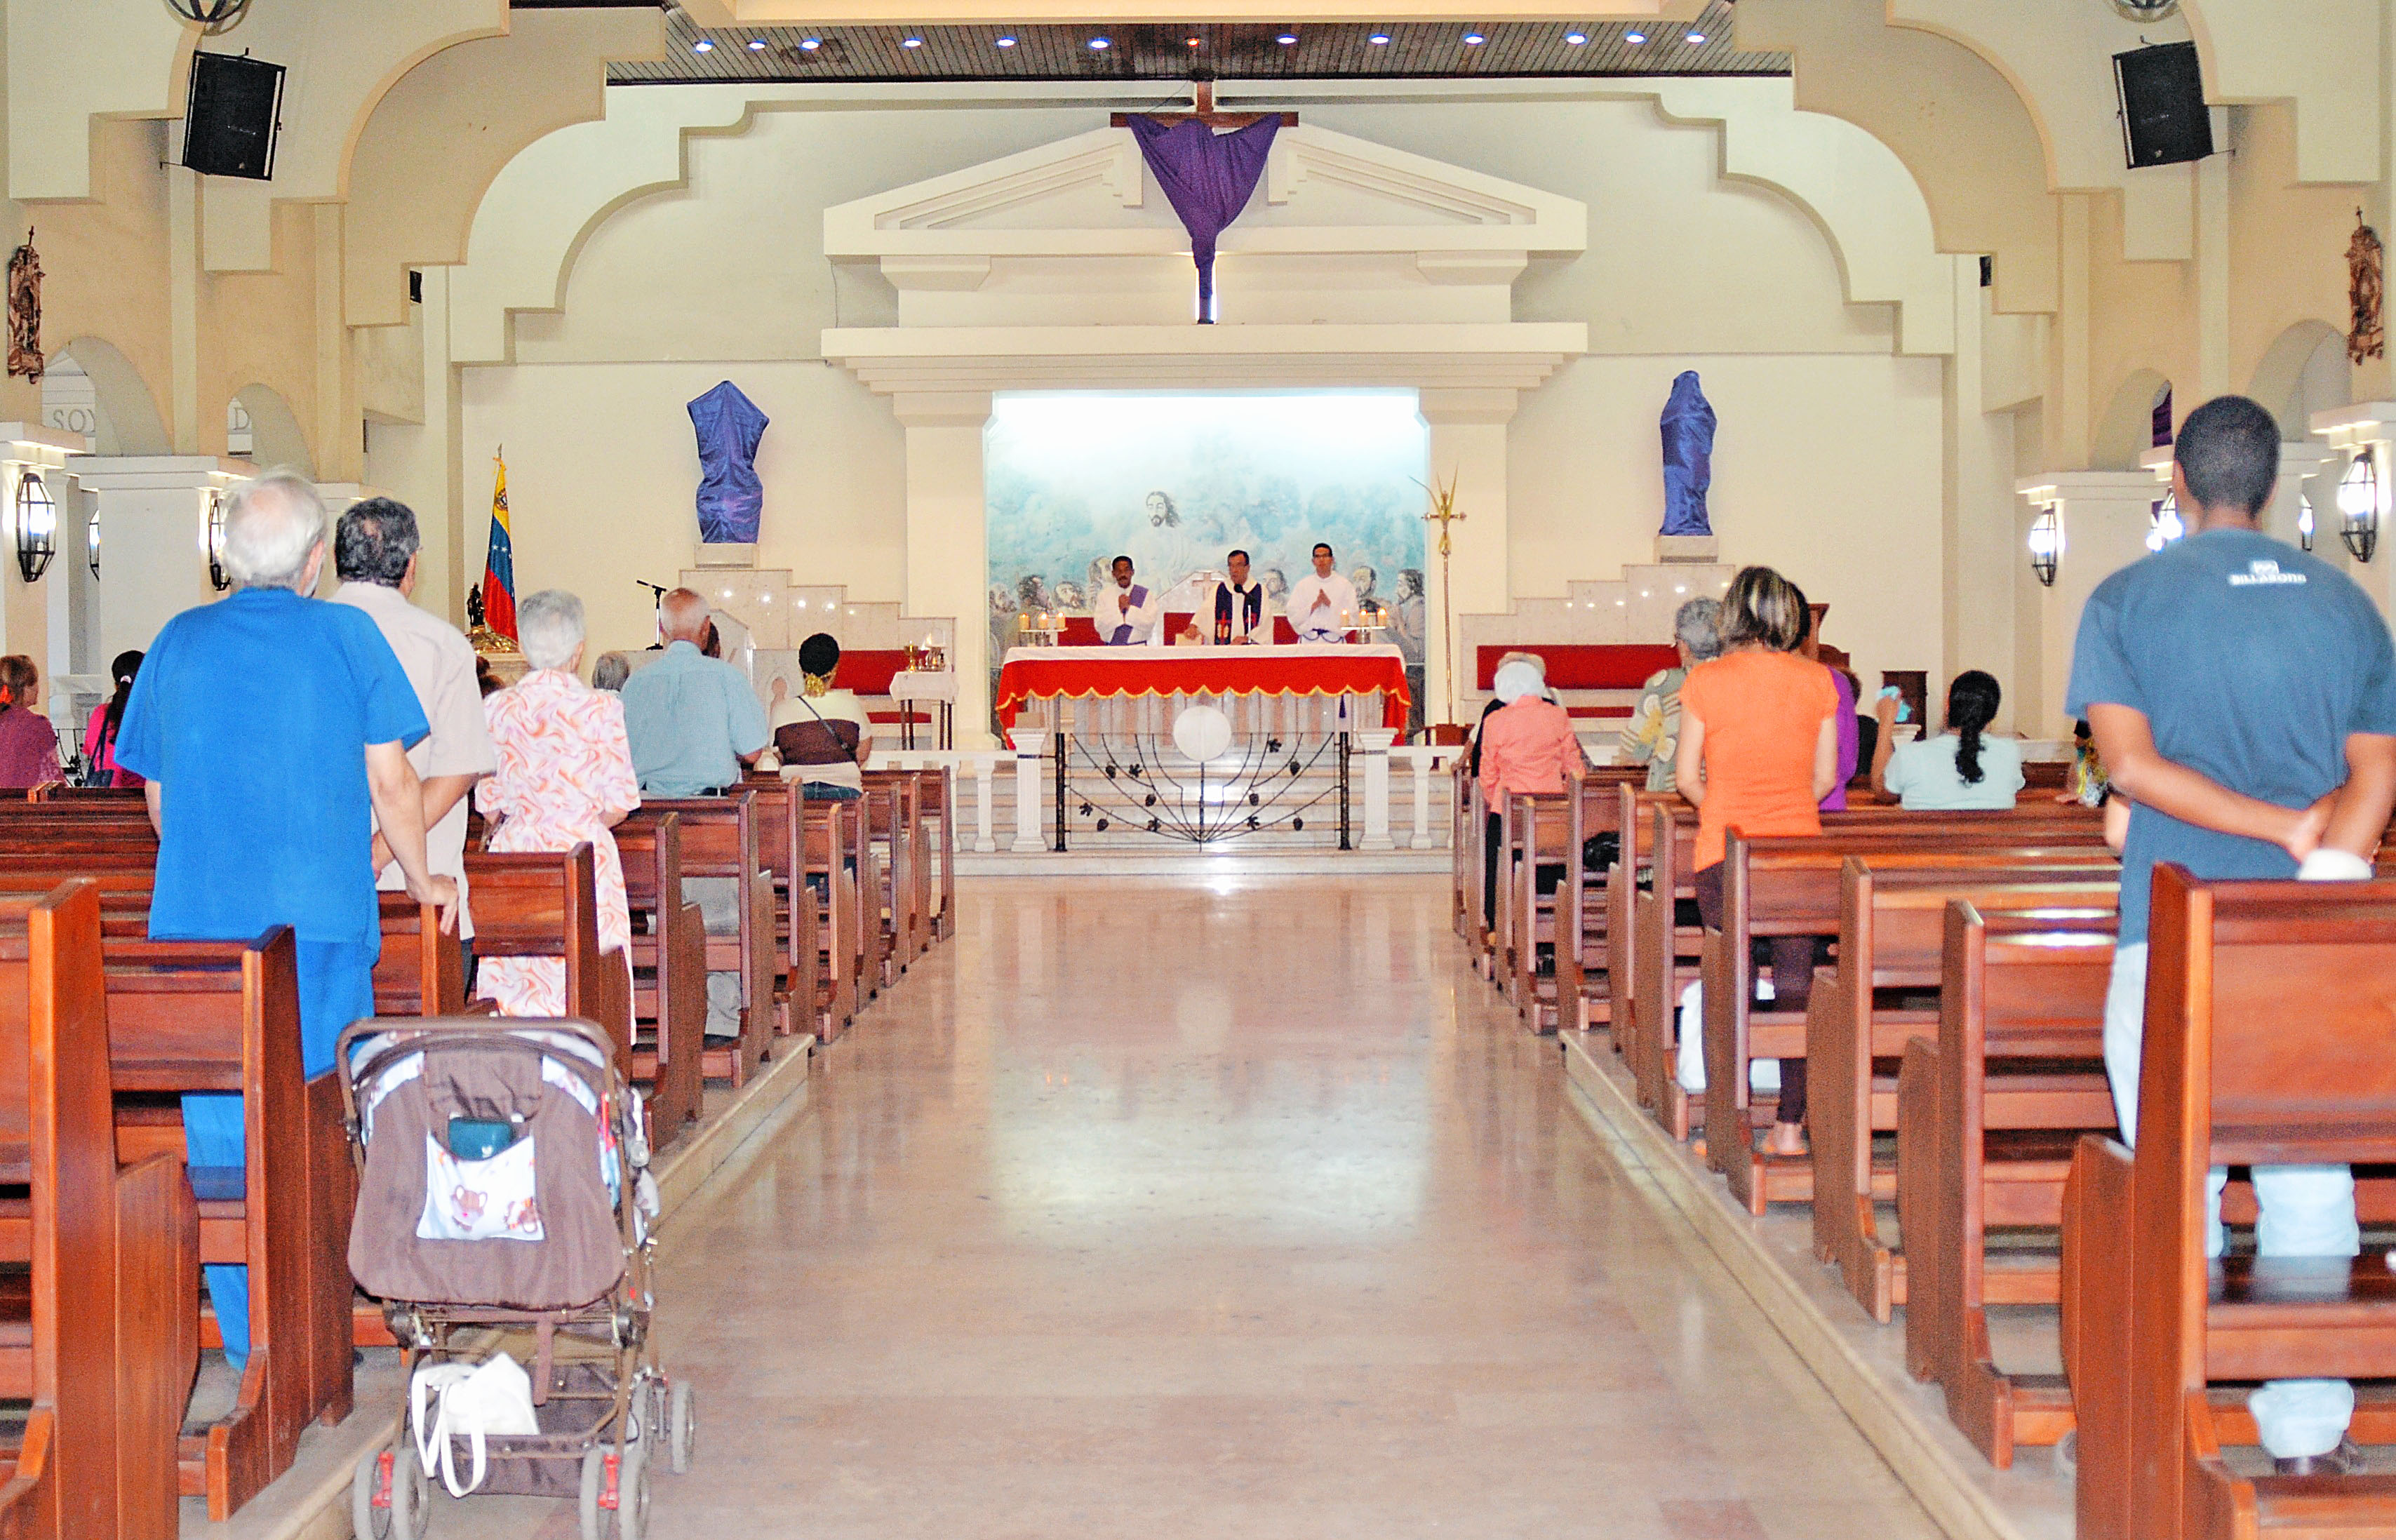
996 643 1410 733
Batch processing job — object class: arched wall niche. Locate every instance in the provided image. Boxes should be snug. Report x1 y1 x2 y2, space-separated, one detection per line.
50 338 169 458
2247 321 2350 441
230 385 316 479
2092 370 2172 472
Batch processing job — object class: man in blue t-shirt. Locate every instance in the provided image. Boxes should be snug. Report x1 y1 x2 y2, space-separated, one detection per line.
115 471 457 1370
2067 394 2396 1472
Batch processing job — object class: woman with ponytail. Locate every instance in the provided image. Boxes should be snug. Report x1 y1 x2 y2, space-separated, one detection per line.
83 650 144 788
1870 668 2023 809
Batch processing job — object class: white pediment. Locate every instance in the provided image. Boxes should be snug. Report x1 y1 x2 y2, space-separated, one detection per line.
819 123 1589 394
824 123 1585 268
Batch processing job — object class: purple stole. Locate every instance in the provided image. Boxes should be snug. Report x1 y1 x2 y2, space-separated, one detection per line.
1214 582 1262 643
1104 584 1150 644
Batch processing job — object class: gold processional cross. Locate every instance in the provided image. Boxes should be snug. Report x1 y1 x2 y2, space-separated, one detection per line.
1422 473 1465 730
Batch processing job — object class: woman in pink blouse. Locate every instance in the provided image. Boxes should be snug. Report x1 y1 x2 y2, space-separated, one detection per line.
474 589 639 1016
83 650 143 788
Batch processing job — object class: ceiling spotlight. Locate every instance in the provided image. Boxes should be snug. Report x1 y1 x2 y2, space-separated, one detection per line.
1685 30 1705 43
1277 31 1297 43
994 34 1015 45
747 37 767 49
1186 35 1201 46
1564 30 1586 43
1368 32 1390 43
902 35 921 46
691 38 714 51
1462 32 1484 44
1624 29 1645 43
799 36 821 48
1088 36 1109 48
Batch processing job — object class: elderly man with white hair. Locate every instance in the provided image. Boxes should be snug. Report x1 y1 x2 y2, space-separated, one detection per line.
114 469 455 1374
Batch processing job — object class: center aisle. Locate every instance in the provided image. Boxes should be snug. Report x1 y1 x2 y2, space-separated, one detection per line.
446 876 1943 1539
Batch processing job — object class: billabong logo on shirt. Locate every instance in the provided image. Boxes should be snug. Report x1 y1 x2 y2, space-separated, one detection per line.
2228 559 2307 587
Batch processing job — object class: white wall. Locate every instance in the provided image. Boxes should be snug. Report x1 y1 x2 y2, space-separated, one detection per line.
1511 351 1948 697
458 360 904 657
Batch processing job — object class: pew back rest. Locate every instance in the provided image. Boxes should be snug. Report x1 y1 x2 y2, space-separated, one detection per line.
1847 864 2119 986
1945 904 2118 1063
1731 829 2113 933
628 796 758 881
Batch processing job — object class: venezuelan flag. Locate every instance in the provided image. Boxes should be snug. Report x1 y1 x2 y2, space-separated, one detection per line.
483 453 517 641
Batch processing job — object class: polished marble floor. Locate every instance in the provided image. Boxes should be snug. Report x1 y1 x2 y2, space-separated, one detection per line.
433 876 1943 1539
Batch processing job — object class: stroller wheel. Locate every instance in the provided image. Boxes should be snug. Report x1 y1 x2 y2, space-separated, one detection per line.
668 1381 695 1475
615 1437 652 1540
578 1448 608 1540
352 1439 426 1540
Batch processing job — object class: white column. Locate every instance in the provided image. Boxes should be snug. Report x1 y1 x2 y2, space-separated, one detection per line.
2312 403 2396 619
1356 728 1396 851
1010 729 1048 853
895 391 993 747
66 457 255 662
2015 472 2161 737
1417 387 1516 731
1410 748 1432 851
973 753 998 853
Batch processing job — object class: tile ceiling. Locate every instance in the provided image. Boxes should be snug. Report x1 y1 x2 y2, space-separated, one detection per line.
595 0 1786 84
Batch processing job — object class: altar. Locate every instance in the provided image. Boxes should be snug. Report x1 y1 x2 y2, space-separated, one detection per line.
994 643 1410 852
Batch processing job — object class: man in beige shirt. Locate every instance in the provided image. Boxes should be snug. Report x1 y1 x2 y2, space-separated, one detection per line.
330 498 497 936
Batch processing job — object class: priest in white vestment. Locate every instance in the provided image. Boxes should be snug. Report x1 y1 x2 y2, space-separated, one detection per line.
1285 543 1361 643
1091 555 1163 645
1181 549 1276 645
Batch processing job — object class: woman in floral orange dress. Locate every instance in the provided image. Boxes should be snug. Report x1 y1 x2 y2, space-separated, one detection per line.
475 589 638 1014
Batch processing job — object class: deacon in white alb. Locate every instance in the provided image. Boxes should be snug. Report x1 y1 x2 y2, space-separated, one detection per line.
1285 542 1361 643
1180 548 1276 646
1091 554 1163 645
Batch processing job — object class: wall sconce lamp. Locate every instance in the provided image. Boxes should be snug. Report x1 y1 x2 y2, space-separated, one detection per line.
2340 448 2380 563
2145 490 2184 553
86 507 100 580
206 490 230 592
2027 509 2061 587
13 469 54 583
2298 490 2317 553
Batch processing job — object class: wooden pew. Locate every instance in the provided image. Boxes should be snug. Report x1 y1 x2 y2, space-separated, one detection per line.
463 845 633 1070
1451 754 1478 942
1700 815 2109 1212
1628 796 1705 1137
2063 866 2396 1540
1898 903 2115 1468
861 770 927 974
628 796 777 1086
1807 859 2117 1318
1561 770 1644 1034
608 816 704 1140
743 782 826 1041
1507 791 1576 1030
918 763 958 942
798 801 866 1037
0 881 195 1540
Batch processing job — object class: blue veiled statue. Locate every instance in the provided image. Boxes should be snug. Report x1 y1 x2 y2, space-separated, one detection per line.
1659 370 1716 537
688 380 769 544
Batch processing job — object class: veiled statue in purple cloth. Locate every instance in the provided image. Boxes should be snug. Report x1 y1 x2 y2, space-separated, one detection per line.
1659 370 1716 537
1126 114 1281 323
688 380 768 544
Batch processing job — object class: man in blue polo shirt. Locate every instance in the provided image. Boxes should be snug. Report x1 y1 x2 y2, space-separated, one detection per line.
2068 394 2396 1473
621 586 768 797
115 471 457 1370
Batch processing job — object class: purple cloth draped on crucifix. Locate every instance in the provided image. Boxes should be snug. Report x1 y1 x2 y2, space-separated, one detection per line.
1127 114 1282 323
688 380 768 544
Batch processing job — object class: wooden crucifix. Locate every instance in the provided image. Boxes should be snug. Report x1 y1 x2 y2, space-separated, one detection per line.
1110 81 1297 129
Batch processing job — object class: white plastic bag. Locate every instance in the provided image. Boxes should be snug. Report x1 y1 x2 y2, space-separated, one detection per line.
411 1352 542 1497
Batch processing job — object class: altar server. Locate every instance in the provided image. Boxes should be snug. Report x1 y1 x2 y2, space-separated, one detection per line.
1093 555 1162 645
1184 549 1276 645
1287 542 1361 643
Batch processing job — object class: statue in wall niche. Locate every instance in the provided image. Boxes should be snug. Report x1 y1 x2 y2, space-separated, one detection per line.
1658 370 1716 537
687 380 769 544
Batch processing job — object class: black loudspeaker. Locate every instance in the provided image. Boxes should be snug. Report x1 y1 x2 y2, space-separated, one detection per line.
2115 41 2212 168
182 53 285 180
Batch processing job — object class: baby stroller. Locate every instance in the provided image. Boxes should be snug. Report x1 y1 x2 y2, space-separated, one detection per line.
337 1017 691 1540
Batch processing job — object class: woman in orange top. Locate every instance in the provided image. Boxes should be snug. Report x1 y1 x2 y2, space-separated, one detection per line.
1673 567 1840 1157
